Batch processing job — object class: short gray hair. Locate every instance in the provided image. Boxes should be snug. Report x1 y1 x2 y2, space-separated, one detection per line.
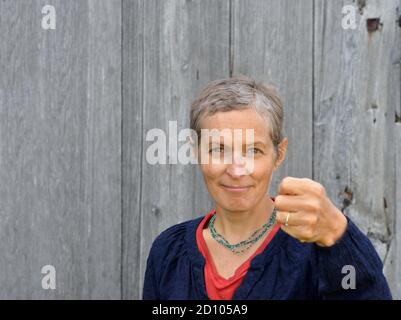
189 74 286 158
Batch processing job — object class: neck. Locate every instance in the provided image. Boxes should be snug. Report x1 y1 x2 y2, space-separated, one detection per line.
213 195 275 243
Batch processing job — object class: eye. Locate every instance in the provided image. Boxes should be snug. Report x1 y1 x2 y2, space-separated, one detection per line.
209 146 225 153
247 148 263 155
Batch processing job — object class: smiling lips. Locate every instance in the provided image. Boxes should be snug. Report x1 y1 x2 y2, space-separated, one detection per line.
221 184 252 192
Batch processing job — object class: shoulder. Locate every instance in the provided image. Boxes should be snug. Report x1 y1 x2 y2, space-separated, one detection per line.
147 215 203 261
153 216 202 246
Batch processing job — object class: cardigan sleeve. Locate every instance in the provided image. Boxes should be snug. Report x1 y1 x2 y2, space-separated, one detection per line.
313 215 392 299
142 220 190 300
142 240 160 300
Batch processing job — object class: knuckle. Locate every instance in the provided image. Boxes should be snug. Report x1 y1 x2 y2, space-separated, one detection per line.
313 199 322 211
276 211 283 223
306 200 320 212
275 195 283 206
281 176 293 188
277 211 286 224
314 183 326 197
309 214 318 225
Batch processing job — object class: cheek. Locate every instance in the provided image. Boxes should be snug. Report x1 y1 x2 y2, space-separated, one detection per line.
200 163 226 183
251 160 274 183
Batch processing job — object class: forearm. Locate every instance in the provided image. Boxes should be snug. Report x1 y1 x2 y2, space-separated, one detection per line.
313 216 392 299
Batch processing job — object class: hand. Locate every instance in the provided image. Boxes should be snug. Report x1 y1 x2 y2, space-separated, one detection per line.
274 177 348 247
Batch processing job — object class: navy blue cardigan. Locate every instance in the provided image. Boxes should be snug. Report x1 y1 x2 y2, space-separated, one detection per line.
142 214 392 300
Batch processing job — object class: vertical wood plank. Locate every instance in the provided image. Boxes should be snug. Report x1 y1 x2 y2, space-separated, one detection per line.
383 0 401 298
121 0 144 300
0 0 121 298
142 0 229 298
393 122 401 296
231 0 314 193
314 0 400 297
385 121 401 298
121 0 230 298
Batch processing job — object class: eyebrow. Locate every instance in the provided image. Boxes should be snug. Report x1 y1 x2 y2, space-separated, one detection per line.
209 141 267 147
247 141 267 148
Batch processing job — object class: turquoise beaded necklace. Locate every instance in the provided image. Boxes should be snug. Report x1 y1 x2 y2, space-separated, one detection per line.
209 207 277 254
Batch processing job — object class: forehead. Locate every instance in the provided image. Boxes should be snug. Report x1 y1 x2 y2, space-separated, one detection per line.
199 108 271 143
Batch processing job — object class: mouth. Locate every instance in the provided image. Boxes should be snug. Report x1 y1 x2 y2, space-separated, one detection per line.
221 184 252 192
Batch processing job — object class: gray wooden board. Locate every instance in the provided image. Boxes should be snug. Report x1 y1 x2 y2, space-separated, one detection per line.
122 0 144 300
231 0 314 193
314 0 401 298
0 0 122 298
122 0 229 299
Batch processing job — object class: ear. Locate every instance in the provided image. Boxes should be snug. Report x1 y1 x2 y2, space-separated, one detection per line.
274 137 288 169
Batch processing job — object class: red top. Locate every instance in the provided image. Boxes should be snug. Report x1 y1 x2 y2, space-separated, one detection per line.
196 198 280 300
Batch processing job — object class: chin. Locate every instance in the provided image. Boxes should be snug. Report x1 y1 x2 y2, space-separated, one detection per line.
219 198 254 212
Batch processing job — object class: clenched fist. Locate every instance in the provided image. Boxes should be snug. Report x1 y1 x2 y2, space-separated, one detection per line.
274 177 348 247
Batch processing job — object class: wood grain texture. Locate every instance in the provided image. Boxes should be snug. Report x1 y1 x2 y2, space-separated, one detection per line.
122 0 229 299
393 122 401 296
0 0 400 299
314 0 401 298
121 0 144 300
231 0 314 193
385 121 401 298
0 0 121 298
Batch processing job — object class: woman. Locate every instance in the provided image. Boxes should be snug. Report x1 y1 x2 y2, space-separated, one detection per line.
143 75 392 300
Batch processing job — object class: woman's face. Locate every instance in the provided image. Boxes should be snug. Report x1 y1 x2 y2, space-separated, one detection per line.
195 108 288 212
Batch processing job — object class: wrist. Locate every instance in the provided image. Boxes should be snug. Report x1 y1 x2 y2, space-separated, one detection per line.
318 209 348 247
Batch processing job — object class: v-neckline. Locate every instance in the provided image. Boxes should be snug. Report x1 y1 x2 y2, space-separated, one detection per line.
197 202 281 282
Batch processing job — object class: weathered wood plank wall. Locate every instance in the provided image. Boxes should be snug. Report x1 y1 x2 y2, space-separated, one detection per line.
231 0 314 210
0 0 122 298
122 0 227 299
0 0 400 299
314 0 401 297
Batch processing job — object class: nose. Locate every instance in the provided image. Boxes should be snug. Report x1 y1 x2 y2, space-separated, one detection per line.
226 153 248 177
